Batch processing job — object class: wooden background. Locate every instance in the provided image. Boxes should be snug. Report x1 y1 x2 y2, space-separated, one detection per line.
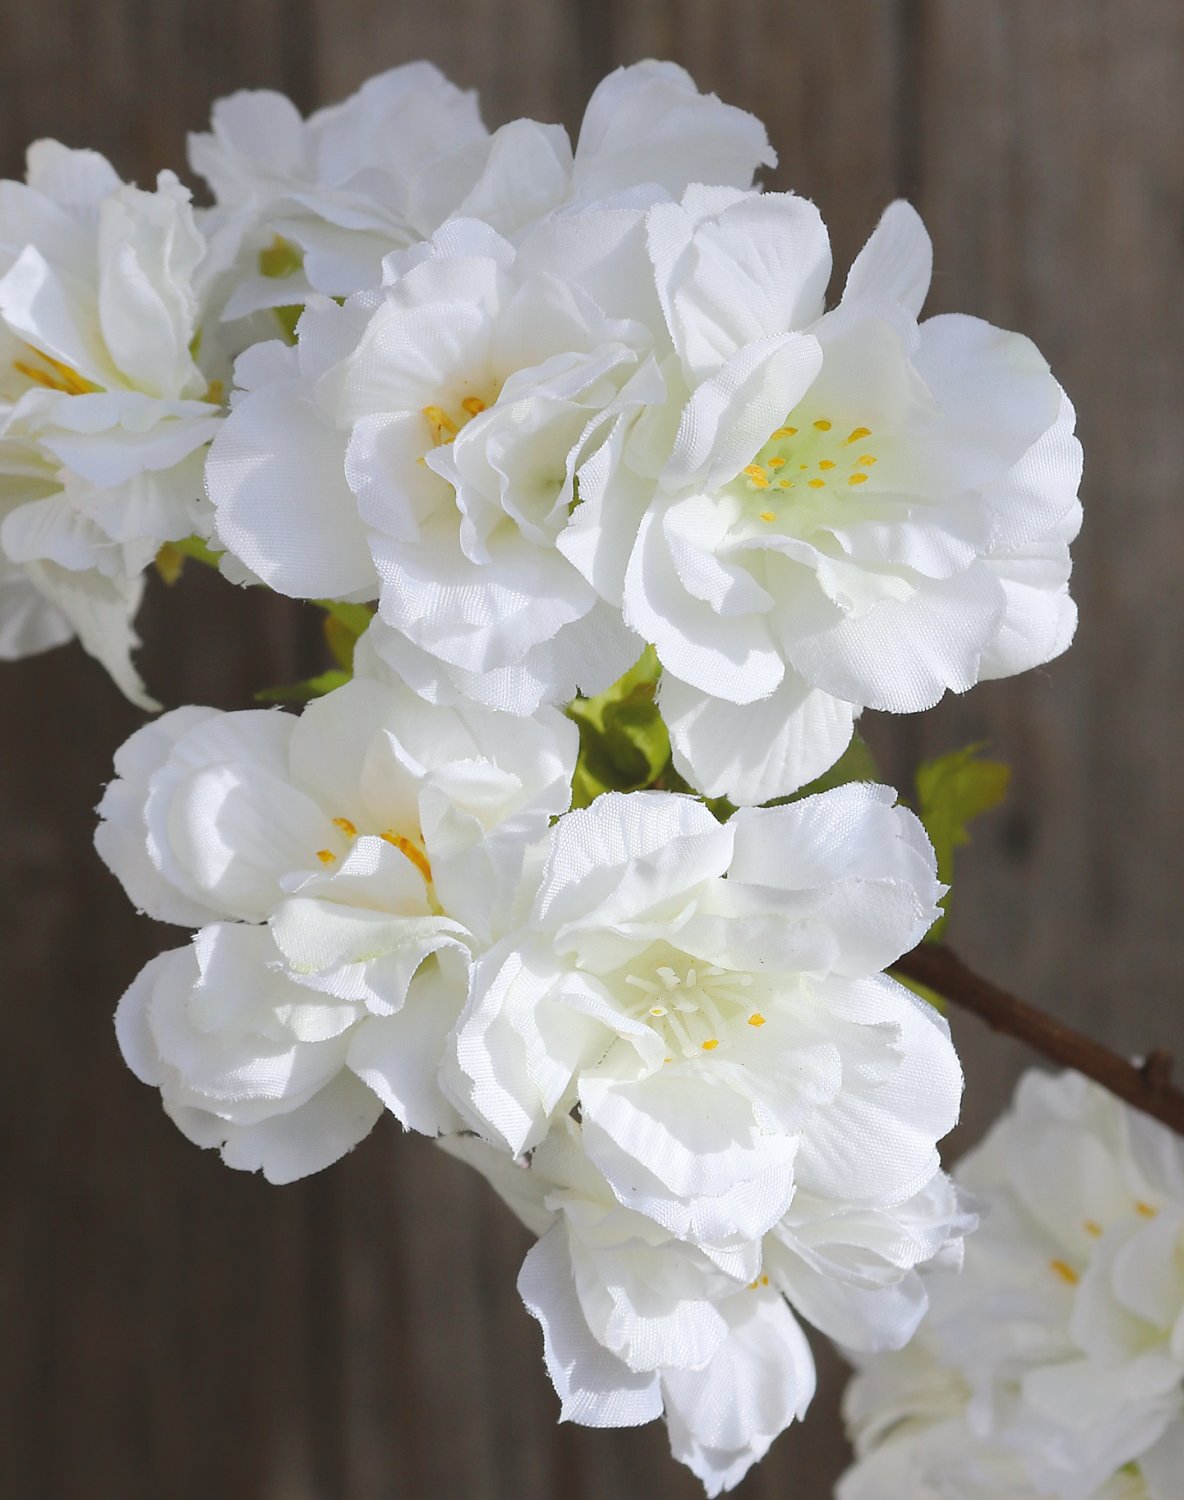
2 3 1182 1496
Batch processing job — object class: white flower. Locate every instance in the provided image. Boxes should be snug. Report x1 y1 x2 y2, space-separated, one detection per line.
582 193 1081 804
443 1121 816 1497
116 926 388 1184
0 142 223 704
839 1070 1184 1500
207 213 659 710
97 674 577 1168
447 782 961 1250
191 60 772 309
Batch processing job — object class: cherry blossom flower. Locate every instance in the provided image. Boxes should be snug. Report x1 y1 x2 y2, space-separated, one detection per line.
0 142 223 702
447 783 961 1250
96 674 576 1174
839 1070 1184 1500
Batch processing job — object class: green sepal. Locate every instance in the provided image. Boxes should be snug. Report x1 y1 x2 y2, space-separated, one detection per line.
254 668 350 705
567 647 669 809
913 743 1011 941
313 600 375 673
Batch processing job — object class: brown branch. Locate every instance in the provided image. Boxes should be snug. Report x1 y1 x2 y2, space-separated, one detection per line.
894 942 1184 1137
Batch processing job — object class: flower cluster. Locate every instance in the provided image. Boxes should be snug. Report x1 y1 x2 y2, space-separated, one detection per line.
0 56 1091 1495
840 1070 1184 1499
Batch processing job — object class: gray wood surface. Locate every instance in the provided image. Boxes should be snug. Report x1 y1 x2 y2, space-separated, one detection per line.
1 3 1181 1495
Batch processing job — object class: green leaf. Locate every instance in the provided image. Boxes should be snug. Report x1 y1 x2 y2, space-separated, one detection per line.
914 743 1011 940
312 600 374 673
259 236 303 279
567 647 670 808
254 668 350 705
168 534 224 570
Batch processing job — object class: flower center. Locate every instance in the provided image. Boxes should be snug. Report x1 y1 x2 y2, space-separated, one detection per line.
12 344 98 396
421 387 498 449
315 815 433 884
732 414 879 527
621 954 768 1060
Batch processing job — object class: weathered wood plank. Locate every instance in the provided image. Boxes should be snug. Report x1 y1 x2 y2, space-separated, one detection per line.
1 3 1183 1498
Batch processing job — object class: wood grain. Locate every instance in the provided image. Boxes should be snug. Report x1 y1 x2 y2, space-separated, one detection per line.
1 2 1181 1495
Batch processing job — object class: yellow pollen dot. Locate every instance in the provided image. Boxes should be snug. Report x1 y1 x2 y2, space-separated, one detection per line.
759 511 776 523
380 831 433 883
844 426 872 445
859 455 878 466
768 457 786 470
747 1013 767 1028
813 418 832 432
808 478 826 489
461 396 486 417
778 480 793 490
649 1005 668 1017
744 464 768 481
748 1279 759 1289
316 849 337 865
332 817 357 837
1049 1259 1079 1286
771 426 797 439
849 473 869 485
1136 1201 1158 1218
799 464 809 472
749 476 769 490
701 1038 720 1051
1083 1220 1103 1238
760 1274 769 1286
663 1057 674 1065
818 460 836 471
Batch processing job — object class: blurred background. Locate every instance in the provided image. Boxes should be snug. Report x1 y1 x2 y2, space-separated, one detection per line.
2 2 1182 1496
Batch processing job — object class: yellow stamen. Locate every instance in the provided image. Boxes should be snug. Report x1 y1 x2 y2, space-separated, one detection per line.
422 404 458 441
808 478 826 489
1049 1259 1079 1286
744 464 768 481
759 511 776 523
747 1013 766 1027
849 473 869 485
1083 1220 1103 1238
858 455 878 466
1136 1201 1158 1218
771 426 797 439
14 348 99 396
813 418 832 431
818 460 836 471
381 830 433 883
778 480 793 490
760 1274 769 1286
701 1038 720 1051
461 396 486 418
649 1005 668 1017
332 817 357 837
767 456 786 470
316 849 337 865
844 426 872 445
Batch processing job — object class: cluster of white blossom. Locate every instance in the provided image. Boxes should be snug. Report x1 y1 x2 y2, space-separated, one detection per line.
0 57 1097 1494
840 1070 1184 1500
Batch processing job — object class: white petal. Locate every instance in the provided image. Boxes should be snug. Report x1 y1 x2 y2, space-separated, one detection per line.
843 201 933 318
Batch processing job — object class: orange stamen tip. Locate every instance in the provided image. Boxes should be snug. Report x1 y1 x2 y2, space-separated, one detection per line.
849 473 869 485
701 1038 720 1051
316 849 337 865
332 817 357 837
1049 1259 1079 1286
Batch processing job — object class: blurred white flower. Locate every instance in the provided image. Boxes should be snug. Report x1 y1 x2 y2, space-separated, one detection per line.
97 674 576 1169
0 142 223 703
447 783 960 1251
839 1070 1184 1500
